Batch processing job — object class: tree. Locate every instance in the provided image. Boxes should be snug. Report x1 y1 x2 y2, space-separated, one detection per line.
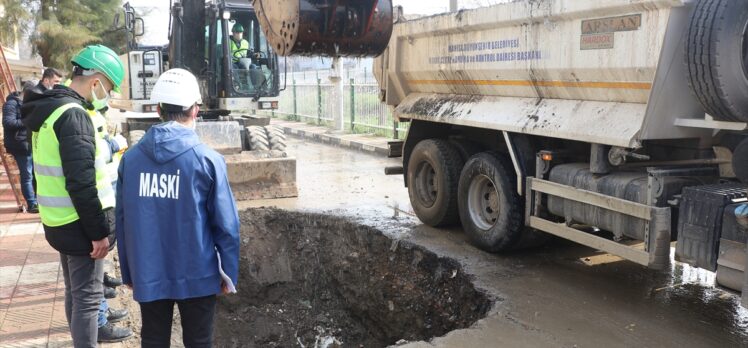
34 0 126 70
0 0 34 48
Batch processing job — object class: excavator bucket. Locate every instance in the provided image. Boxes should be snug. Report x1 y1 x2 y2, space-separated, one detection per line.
253 0 393 57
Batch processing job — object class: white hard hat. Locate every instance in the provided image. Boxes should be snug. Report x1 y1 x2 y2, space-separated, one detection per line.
150 68 202 108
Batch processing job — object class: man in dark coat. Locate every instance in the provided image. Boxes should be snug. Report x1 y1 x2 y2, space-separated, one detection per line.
25 68 63 100
3 80 38 212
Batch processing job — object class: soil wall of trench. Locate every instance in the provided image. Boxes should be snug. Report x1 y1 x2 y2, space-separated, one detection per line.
214 208 493 347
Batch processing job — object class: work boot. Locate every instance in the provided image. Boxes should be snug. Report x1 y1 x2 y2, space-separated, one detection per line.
106 307 129 323
97 323 133 343
104 286 117 299
104 272 123 288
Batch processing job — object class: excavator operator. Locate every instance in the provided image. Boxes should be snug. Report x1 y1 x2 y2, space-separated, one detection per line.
230 23 251 68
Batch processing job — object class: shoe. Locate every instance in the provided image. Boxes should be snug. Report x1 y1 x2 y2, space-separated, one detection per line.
97 322 133 343
27 204 38 214
104 286 117 299
106 307 129 323
104 272 123 288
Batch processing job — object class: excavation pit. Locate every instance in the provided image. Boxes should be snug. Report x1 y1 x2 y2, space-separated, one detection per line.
215 209 492 347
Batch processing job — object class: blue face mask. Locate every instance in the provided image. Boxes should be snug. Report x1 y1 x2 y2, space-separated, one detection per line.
90 79 111 111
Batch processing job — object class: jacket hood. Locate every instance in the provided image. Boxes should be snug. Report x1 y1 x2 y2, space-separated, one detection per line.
138 122 202 164
21 86 91 132
5 92 21 103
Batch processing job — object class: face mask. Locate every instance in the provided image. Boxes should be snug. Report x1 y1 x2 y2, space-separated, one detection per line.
90 79 111 111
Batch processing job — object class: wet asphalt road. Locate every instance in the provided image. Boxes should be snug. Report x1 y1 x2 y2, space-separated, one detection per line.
239 138 748 348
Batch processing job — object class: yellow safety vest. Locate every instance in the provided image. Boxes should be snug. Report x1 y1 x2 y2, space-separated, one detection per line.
91 111 121 185
32 103 116 227
230 39 249 62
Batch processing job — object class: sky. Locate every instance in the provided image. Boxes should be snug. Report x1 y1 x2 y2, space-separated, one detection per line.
126 0 501 46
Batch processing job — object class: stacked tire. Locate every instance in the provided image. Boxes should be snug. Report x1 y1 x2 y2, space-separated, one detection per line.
245 126 287 152
686 0 748 122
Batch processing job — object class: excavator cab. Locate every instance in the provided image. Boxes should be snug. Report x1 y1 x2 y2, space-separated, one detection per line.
205 1 279 110
203 0 280 113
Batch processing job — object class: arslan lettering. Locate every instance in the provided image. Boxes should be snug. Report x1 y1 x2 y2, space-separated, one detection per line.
139 170 181 199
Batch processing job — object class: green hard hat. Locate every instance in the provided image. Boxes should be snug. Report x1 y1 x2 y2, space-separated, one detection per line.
232 23 244 33
71 44 125 93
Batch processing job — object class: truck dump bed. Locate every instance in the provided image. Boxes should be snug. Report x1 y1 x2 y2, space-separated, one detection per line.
375 0 708 148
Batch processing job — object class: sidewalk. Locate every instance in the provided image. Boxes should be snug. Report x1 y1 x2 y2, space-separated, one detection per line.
0 173 129 347
270 119 394 156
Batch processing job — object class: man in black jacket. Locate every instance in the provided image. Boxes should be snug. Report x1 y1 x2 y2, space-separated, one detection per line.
25 68 63 100
2 81 38 212
22 45 132 346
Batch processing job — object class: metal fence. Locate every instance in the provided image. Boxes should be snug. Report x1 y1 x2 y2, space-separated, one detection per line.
264 69 408 139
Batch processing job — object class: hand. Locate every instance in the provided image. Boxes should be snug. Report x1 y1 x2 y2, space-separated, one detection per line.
221 281 230 295
114 134 128 150
90 238 110 259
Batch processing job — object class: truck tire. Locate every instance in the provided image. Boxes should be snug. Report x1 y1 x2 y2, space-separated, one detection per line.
264 126 287 152
129 130 145 145
458 152 523 252
449 139 483 163
686 0 748 122
407 139 464 227
246 126 270 151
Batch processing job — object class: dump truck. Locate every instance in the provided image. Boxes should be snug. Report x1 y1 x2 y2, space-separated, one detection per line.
110 0 297 200
254 0 748 303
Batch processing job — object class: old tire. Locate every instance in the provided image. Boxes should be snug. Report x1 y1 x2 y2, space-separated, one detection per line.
264 126 287 152
686 0 748 122
407 139 464 227
129 130 145 145
246 126 270 151
458 153 523 252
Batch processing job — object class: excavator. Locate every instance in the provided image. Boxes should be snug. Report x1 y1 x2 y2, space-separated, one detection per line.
110 0 393 200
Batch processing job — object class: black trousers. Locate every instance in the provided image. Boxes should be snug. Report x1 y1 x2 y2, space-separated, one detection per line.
139 295 217 348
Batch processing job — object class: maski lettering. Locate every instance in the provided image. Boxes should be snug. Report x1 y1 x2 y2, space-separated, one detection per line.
139 170 181 199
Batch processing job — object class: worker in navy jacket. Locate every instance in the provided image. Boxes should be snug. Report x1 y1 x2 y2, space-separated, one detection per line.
115 68 239 347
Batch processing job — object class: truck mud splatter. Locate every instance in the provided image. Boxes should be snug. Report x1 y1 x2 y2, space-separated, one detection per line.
214 208 492 347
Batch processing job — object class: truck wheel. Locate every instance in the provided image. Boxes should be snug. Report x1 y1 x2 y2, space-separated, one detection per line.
458 153 523 252
407 139 464 227
449 139 483 163
246 126 270 151
129 130 145 145
686 0 748 122
264 126 287 152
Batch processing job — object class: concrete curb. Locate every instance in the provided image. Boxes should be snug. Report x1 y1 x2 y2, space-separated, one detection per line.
276 123 392 157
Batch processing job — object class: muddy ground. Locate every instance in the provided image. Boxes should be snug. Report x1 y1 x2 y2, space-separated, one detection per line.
214 208 491 347
110 137 748 348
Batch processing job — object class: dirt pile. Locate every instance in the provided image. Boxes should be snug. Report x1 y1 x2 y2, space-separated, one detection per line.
214 208 492 347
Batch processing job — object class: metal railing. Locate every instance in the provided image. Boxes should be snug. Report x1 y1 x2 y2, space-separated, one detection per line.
266 70 408 139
